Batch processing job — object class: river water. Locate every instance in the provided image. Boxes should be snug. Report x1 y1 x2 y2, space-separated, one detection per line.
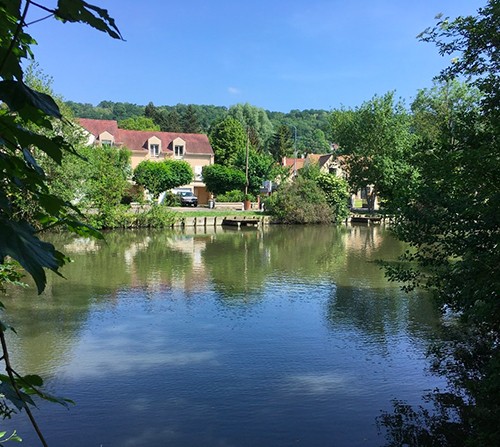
2 224 441 446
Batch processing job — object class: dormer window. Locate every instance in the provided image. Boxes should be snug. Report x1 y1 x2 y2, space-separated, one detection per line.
99 131 115 146
174 145 184 157
173 137 186 159
150 144 160 157
147 136 162 158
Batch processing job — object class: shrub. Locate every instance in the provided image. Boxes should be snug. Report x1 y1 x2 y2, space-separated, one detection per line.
265 177 333 224
216 189 244 202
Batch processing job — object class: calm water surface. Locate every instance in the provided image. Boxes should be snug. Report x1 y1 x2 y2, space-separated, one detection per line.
3 225 441 446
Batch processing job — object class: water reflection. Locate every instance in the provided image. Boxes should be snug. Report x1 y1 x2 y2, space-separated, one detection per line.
2 225 441 447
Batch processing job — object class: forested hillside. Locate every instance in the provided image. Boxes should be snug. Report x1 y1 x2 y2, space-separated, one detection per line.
65 100 332 154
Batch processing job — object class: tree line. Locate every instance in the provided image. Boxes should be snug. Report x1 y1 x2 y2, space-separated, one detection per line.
65 100 332 155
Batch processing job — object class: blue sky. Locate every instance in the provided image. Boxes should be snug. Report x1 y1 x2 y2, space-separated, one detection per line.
28 0 484 112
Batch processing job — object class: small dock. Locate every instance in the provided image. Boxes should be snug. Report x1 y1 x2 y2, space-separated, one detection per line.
349 215 383 224
222 217 261 228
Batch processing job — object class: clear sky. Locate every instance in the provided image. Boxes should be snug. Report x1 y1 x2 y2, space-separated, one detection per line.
27 0 485 112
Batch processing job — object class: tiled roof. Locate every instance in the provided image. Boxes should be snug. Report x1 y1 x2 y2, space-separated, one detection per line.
283 157 306 170
77 119 213 155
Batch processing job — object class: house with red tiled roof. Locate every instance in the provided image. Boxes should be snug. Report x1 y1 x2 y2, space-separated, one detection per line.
78 118 214 204
281 153 378 209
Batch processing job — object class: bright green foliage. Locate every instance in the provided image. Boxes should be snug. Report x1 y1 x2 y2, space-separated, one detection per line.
0 0 121 440
316 174 350 222
298 162 321 181
265 177 333 224
268 124 294 162
330 92 416 211
133 160 193 199
118 116 159 131
234 147 276 196
209 117 246 166
380 2 500 446
202 164 246 196
215 189 245 202
228 103 274 151
0 0 120 293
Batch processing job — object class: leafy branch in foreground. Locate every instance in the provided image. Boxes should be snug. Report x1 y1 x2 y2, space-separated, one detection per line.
1 0 121 444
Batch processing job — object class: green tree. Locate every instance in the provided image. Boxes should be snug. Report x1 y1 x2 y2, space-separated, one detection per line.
268 124 294 162
164 108 182 132
145 101 168 130
380 2 500 445
330 92 416 211
0 0 120 443
133 160 193 199
316 174 350 221
182 104 201 133
209 117 246 166
228 103 274 151
234 146 276 196
265 177 333 224
201 164 246 196
118 116 160 131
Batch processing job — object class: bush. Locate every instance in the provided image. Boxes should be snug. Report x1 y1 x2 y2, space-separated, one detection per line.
216 189 244 202
121 184 145 204
85 204 177 229
265 177 333 224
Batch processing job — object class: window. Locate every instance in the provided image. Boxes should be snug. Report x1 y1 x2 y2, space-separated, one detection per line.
101 139 113 146
194 165 202 181
174 145 184 157
150 144 160 157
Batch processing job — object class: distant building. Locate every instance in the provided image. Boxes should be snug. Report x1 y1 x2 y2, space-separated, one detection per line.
78 118 214 204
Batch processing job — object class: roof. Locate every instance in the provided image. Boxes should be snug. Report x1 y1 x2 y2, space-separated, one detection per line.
77 118 213 155
283 157 306 170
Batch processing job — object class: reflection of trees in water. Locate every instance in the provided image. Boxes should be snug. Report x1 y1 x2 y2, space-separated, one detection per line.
326 285 441 353
4 226 433 378
201 225 349 302
4 230 197 375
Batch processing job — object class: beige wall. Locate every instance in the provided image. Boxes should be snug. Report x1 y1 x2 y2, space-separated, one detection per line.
130 151 213 203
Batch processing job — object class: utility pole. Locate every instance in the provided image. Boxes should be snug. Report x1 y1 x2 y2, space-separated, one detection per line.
245 129 250 195
292 125 297 177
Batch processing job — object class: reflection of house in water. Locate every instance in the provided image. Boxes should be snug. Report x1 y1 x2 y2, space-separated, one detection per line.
121 232 212 293
63 237 101 253
343 224 384 257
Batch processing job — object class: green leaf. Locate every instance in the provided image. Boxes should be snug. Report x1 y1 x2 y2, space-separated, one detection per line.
0 80 62 119
0 219 64 294
21 374 44 387
55 0 123 40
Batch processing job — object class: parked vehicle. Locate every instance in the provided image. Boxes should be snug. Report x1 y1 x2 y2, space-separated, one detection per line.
176 191 198 207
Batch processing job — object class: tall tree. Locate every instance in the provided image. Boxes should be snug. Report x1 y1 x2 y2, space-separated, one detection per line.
209 117 246 166
268 124 294 162
228 103 274 151
330 92 416 211
164 108 182 132
381 2 500 445
182 104 201 133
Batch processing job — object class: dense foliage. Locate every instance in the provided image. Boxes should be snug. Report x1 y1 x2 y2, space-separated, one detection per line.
201 164 246 196
133 160 193 199
379 2 500 445
66 101 334 155
208 117 246 166
329 92 416 211
0 0 122 443
265 177 333 224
